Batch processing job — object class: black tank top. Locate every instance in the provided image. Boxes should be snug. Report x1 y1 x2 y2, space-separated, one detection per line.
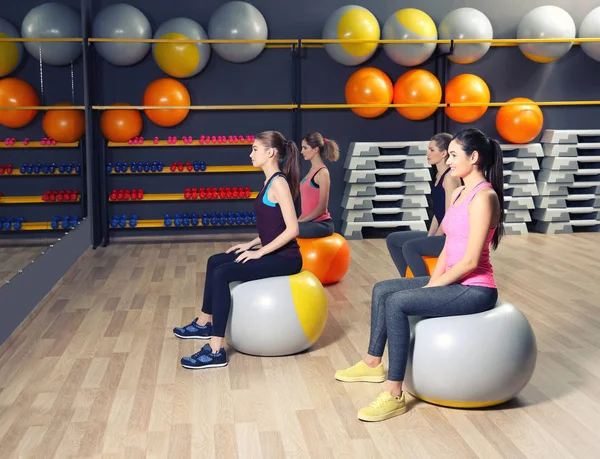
431 168 451 223
253 172 301 258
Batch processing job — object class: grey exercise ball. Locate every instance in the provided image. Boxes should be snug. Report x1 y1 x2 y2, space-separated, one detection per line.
21 2 82 66
322 5 380 66
0 17 23 77
580 7 600 62
404 299 537 408
93 3 152 66
382 8 437 67
438 7 493 64
517 6 575 63
208 1 268 63
152 18 211 78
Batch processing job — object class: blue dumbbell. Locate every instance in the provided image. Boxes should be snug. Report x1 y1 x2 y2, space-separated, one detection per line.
202 217 209 226
164 217 172 227
191 217 199 226
199 161 206 171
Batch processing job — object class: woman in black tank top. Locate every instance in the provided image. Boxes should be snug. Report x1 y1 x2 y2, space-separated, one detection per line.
173 131 303 370
386 133 461 278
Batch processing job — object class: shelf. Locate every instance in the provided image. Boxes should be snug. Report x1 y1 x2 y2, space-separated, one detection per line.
111 219 256 229
0 221 76 231
108 140 253 147
109 165 260 174
0 196 81 204
1 171 78 177
109 192 258 202
0 141 80 149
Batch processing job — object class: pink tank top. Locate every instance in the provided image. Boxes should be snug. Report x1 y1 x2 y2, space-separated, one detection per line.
300 166 331 222
441 181 497 288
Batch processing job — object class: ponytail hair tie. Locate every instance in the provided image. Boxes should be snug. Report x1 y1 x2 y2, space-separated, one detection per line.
323 137 328 143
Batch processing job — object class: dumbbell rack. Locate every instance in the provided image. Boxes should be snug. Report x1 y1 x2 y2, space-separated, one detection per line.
533 129 600 233
499 143 543 235
341 140 431 240
0 140 85 236
105 137 263 236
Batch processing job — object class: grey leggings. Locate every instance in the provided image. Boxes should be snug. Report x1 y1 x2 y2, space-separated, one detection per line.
368 276 498 381
386 231 445 277
298 219 334 238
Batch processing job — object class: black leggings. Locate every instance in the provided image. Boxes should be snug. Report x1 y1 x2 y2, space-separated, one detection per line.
386 231 446 277
298 219 334 238
201 251 303 337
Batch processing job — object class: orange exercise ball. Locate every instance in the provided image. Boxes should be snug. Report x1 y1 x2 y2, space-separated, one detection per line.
0 77 39 128
406 256 438 278
496 97 544 144
100 103 143 142
392 69 442 121
345 67 393 119
445 74 490 123
42 102 85 143
143 78 190 127
298 233 351 285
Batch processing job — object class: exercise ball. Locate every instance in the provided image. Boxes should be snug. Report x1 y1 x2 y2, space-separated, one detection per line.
580 7 600 62
21 3 82 66
323 5 380 66
438 8 493 64
382 8 437 67
225 270 328 356
42 102 85 143
298 233 351 285
404 299 537 408
406 256 438 278
392 69 442 121
153 18 210 78
445 74 490 123
0 18 23 77
517 6 575 63
143 78 190 127
208 1 268 63
92 4 152 66
0 77 39 128
496 98 543 144
100 103 143 142
345 67 393 118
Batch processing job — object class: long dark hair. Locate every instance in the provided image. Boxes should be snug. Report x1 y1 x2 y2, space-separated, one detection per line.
255 131 301 199
431 132 452 155
303 132 340 162
452 128 505 250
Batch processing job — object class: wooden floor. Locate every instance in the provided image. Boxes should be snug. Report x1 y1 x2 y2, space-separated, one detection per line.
0 233 599 458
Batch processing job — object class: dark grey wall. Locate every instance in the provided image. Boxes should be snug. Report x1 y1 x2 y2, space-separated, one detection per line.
0 0 86 230
0 218 91 345
88 0 600 237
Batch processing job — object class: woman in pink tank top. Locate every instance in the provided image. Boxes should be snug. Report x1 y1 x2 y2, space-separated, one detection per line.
335 128 506 422
298 132 340 238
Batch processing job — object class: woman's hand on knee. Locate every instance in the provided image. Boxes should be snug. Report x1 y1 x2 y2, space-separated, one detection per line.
235 249 264 264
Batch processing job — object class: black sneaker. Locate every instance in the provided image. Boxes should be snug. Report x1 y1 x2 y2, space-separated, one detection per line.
180 344 228 369
173 318 212 339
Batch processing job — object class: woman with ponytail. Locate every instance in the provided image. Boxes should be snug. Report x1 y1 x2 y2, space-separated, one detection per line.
297 132 340 238
335 128 504 422
173 131 303 370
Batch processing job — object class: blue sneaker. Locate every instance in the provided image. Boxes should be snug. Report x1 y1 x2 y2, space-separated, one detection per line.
173 318 212 339
181 344 228 369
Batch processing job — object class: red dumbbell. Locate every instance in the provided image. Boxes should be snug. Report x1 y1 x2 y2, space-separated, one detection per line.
170 162 177 172
184 190 191 200
186 162 193 171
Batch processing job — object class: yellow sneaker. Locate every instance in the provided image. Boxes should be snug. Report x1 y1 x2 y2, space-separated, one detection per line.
334 360 385 383
358 391 406 422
